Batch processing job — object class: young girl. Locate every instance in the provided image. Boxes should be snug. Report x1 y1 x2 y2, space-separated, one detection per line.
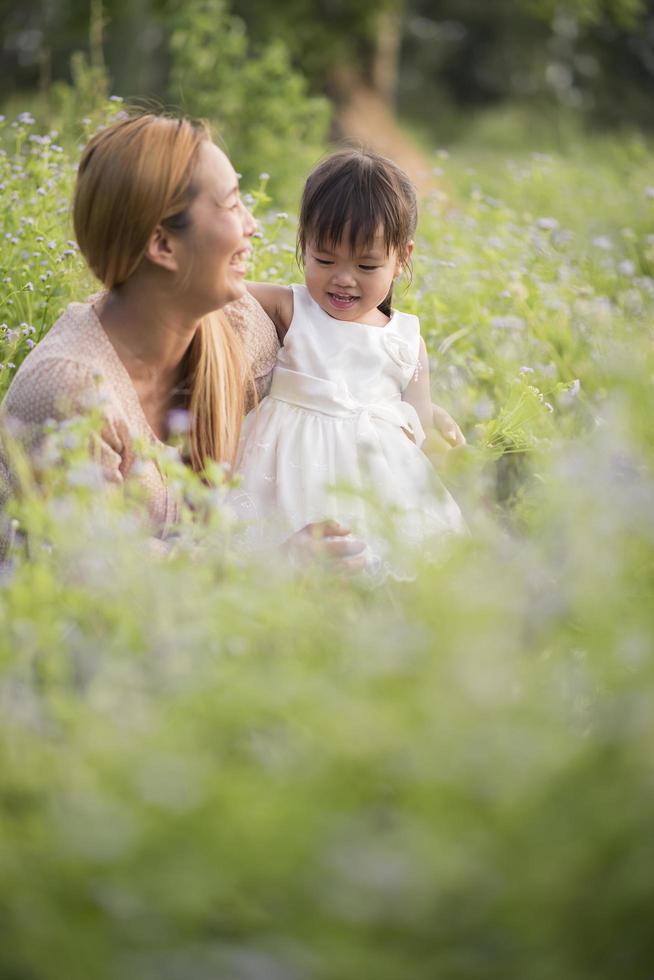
233 149 464 570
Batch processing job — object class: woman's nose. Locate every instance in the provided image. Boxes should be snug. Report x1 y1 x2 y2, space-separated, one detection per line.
242 202 257 237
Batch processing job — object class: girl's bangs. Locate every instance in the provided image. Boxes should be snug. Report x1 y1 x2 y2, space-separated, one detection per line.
305 183 401 255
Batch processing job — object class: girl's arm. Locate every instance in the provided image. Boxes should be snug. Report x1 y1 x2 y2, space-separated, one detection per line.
402 336 433 437
246 282 293 342
432 403 466 447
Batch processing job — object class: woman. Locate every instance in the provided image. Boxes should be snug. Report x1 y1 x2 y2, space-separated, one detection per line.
1 113 462 563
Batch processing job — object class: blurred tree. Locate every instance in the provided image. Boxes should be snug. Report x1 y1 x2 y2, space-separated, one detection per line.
1 0 653 138
168 0 329 199
399 0 654 135
524 0 646 27
229 0 404 100
226 0 436 183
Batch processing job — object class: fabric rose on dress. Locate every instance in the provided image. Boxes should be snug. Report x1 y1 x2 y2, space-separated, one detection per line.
382 330 418 383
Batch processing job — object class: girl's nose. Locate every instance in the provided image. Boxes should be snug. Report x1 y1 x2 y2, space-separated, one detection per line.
332 266 356 286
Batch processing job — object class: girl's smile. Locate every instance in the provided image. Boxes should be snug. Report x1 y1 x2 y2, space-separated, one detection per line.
327 290 359 311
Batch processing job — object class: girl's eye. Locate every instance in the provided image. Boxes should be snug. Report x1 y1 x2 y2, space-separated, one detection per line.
359 265 379 271
315 258 333 265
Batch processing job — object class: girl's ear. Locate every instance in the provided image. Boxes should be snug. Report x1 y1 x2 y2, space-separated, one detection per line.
144 224 179 273
394 239 414 277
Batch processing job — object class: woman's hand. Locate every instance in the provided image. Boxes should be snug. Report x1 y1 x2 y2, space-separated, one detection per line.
286 520 367 573
432 402 466 448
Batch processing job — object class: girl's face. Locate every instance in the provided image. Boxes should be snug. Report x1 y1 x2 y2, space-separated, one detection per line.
175 142 256 314
304 230 413 325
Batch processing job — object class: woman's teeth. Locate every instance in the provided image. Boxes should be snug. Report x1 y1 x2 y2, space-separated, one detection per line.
230 248 251 272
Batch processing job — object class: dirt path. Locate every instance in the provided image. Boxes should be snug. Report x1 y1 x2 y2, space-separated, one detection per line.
332 82 443 198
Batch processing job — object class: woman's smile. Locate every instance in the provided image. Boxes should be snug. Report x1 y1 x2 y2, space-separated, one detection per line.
230 246 252 276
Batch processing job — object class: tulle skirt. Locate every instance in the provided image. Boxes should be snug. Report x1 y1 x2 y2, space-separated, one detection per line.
230 396 465 572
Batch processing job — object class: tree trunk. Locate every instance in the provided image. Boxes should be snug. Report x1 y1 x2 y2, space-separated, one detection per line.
370 5 403 107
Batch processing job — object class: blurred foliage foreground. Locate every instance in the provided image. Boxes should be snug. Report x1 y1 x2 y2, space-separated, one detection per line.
1 103 654 980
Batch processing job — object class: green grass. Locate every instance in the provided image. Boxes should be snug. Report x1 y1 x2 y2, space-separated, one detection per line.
1 102 654 979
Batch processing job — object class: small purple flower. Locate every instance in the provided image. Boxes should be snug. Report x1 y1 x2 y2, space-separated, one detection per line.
167 408 191 435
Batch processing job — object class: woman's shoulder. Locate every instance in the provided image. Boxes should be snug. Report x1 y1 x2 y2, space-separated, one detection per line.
3 352 108 428
2 300 119 425
16 298 111 369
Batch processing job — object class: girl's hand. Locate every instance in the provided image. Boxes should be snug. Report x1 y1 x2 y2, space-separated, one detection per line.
286 520 367 573
432 403 466 447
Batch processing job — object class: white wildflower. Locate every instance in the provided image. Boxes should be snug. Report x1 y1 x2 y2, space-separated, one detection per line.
491 315 526 331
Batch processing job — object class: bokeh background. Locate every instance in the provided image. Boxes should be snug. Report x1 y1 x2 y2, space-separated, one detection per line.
2 5 654 980
2 0 654 196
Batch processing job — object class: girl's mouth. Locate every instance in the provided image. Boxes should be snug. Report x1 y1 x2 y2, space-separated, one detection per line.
327 292 358 310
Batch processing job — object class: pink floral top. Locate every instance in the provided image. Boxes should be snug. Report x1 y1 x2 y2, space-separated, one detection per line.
1 291 280 535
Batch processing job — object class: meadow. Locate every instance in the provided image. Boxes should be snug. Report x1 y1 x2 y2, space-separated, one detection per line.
1 100 654 979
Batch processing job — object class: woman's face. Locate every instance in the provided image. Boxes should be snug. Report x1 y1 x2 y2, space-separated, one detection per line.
177 142 256 313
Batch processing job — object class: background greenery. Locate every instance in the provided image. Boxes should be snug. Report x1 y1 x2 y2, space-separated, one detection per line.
1 1 654 977
1 0 654 190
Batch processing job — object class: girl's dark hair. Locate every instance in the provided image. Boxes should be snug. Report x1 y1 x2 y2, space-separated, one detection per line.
297 148 418 317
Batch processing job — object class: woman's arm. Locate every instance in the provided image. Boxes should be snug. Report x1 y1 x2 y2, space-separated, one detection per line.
246 282 293 342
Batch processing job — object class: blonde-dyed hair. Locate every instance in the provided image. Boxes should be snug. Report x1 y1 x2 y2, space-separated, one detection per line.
73 112 251 472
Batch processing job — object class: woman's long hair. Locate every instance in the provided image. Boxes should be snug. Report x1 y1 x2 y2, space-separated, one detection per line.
73 112 250 471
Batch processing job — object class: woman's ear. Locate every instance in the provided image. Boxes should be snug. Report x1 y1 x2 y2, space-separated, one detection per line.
394 240 415 277
144 225 179 272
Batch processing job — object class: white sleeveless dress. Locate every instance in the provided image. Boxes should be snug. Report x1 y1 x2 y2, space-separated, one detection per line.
233 285 464 566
